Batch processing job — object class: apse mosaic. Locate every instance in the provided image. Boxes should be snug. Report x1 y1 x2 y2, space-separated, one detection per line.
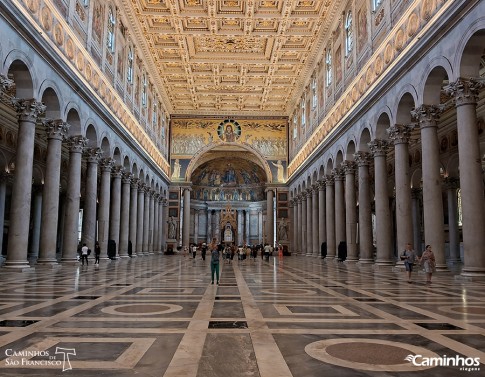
190 158 266 202
170 117 288 183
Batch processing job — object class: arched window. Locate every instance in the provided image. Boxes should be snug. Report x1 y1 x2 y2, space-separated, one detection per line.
142 74 148 107
325 49 332 87
127 47 134 83
293 114 297 140
345 11 353 56
457 188 463 226
311 76 317 108
107 7 115 52
300 97 306 127
152 102 158 126
373 0 383 11
83 0 89 6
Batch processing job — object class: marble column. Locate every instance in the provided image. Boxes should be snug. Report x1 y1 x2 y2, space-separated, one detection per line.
5 99 46 269
318 181 326 258
161 199 168 250
143 188 150 254
193 209 199 245
60 136 87 262
444 178 460 264
183 188 191 248
354 152 374 264
342 161 358 262
136 183 145 255
306 188 313 256
245 210 250 244
0 175 7 257
446 79 485 277
296 196 302 254
411 188 422 255
28 186 43 261
258 210 263 244
215 210 220 243
333 168 346 258
149 191 155 254
119 173 131 258
154 195 160 252
388 124 414 254
81 148 102 252
109 166 123 258
129 179 139 257
207 209 212 243
369 140 394 266
37 120 69 264
98 158 114 259
237 210 243 245
301 192 307 254
289 199 295 253
311 185 319 257
325 176 336 259
266 189 274 246
412 105 447 271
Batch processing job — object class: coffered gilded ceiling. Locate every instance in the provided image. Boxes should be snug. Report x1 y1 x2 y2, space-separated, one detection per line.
124 0 340 116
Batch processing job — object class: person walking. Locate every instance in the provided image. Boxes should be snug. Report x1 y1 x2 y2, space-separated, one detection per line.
418 245 436 284
94 241 101 265
81 243 89 266
192 243 197 259
400 243 418 283
201 242 207 261
209 238 220 285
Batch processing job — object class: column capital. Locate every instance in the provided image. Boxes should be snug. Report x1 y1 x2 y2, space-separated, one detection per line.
411 105 443 129
12 98 46 122
306 187 313 196
162 198 168 206
0 73 15 98
43 119 70 140
130 177 139 189
368 139 390 157
111 165 124 178
265 187 274 194
317 179 326 190
67 135 87 153
100 158 115 172
354 151 372 166
84 147 103 163
138 182 146 192
300 191 308 200
341 160 357 174
311 183 319 192
325 175 335 186
122 172 133 184
183 187 193 193
387 124 415 144
444 78 485 107
332 168 345 181
443 177 460 190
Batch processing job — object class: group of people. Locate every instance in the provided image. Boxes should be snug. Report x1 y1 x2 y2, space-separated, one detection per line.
78 242 101 266
401 243 436 284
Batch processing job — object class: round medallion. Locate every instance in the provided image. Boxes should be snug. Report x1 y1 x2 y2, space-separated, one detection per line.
395 29 405 51
217 119 241 142
384 43 394 64
40 6 53 31
54 23 64 46
407 13 419 37
66 38 74 60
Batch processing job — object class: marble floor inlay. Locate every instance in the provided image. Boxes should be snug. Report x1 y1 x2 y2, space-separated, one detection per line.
0 255 484 376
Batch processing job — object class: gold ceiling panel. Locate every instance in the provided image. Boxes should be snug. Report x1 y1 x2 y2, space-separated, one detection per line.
125 0 340 115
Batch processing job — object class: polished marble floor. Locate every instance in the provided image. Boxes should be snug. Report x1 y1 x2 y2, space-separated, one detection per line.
0 254 484 376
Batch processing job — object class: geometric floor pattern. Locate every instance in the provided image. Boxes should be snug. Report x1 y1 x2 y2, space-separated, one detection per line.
0 254 484 376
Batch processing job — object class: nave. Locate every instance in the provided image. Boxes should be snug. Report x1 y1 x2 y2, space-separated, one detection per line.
0 256 484 376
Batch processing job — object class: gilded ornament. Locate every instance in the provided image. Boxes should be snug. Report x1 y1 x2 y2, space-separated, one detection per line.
384 43 393 64
54 23 64 46
395 29 405 51
406 13 419 37
76 53 84 72
25 0 39 13
41 6 53 31
375 55 383 76
66 38 74 59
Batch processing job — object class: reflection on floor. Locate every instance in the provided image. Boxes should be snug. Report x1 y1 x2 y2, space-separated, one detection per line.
0 255 484 376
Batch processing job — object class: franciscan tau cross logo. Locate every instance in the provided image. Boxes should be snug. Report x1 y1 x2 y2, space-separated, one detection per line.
55 347 76 372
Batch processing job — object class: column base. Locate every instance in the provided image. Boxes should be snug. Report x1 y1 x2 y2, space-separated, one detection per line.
61 257 80 264
118 253 130 258
447 258 462 265
458 267 485 280
3 260 35 271
435 263 449 272
345 257 359 263
357 258 374 264
36 258 59 266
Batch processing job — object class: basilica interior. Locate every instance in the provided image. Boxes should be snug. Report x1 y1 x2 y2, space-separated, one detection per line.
0 0 485 376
